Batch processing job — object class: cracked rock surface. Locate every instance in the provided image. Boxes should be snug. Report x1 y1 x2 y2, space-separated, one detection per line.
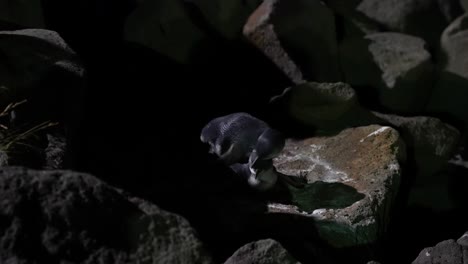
272 125 405 247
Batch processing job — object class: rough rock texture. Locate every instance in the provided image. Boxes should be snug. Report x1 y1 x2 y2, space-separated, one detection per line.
0 149 7 166
44 133 67 170
356 0 463 45
323 0 381 38
373 113 460 176
0 0 45 28
412 239 465 264
271 125 405 247
373 113 460 211
243 0 341 83
124 0 206 64
427 14 468 127
186 0 262 39
457 232 468 247
224 239 300 264
0 167 213 264
440 13 468 79
273 82 382 131
340 32 434 113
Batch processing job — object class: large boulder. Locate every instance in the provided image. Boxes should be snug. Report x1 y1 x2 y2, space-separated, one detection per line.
274 82 381 131
322 0 382 39
412 232 468 264
271 125 405 247
124 0 206 64
373 113 460 177
340 32 434 113
426 13 468 128
355 0 463 46
0 167 213 264
243 0 341 83
224 239 300 264
184 0 262 40
0 0 45 28
372 113 461 211
439 13 468 78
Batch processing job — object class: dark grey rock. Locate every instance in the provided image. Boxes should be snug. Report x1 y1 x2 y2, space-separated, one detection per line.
372 113 460 211
356 0 463 45
44 134 67 170
285 82 357 126
426 13 468 129
373 113 460 177
412 239 463 264
0 167 213 264
184 0 262 39
274 82 382 131
124 0 206 64
243 0 341 83
323 0 381 38
340 32 434 113
0 149 7 166
224 239 300 264
440 13 468 79
457 232 468 247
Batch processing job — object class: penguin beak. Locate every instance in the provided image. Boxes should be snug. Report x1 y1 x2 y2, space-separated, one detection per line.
248 150 260 168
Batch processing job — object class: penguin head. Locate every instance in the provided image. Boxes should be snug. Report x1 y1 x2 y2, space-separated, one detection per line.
249 128 285 168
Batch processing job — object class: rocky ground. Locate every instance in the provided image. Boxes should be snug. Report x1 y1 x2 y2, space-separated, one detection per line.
1 0 468 263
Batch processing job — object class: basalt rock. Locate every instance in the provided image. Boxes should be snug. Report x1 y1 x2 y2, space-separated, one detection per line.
340 32 434 113
0 167 213 264
426 14 468 129
271 125 405 248
356 0 463 46
224 239 300 264
243 0 341 83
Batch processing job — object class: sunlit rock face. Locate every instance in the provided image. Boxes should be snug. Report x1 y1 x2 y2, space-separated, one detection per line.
271 125 406 247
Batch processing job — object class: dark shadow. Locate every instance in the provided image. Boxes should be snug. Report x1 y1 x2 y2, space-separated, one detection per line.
425 71 468 134
0 19 25 30
287 181 365 213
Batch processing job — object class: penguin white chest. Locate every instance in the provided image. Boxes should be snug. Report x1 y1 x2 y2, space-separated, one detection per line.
247 167 278 191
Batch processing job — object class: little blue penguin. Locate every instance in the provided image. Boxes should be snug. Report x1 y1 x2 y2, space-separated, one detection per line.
200 112 285 166
201 112 306 191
